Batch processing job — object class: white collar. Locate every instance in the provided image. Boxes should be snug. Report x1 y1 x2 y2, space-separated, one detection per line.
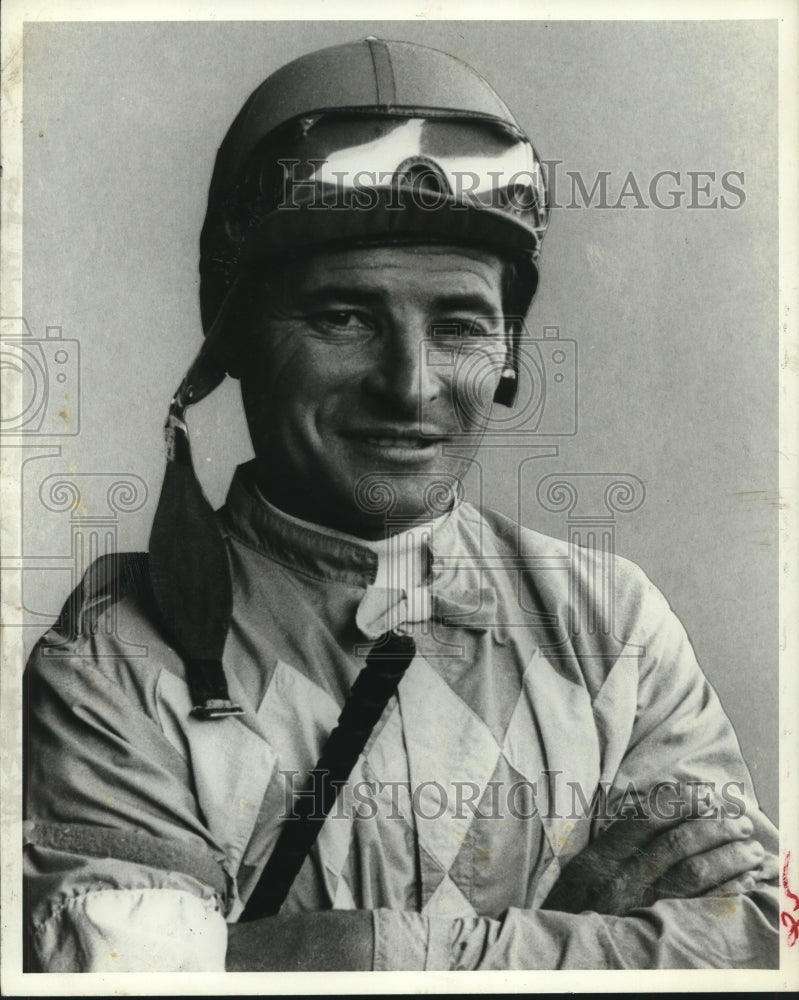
253 486 451 590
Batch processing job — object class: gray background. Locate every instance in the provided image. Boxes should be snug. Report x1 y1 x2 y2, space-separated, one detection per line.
18 20 778 819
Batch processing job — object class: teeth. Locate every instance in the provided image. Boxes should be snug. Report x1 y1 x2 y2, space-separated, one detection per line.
366 438 426 448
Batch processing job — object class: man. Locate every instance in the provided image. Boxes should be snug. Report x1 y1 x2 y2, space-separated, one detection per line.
23 38 778 972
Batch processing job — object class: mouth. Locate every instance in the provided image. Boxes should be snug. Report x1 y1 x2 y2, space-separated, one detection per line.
340 428 449 462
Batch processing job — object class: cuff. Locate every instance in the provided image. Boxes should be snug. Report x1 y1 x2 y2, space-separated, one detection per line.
29 887 228 972
372 909 453 971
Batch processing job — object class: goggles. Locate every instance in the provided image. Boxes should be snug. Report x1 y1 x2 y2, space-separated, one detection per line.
218 113 549 271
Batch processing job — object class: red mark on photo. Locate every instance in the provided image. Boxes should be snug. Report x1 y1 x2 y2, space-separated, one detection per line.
782 851 799 947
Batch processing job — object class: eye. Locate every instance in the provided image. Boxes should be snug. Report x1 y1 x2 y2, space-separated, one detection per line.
429 317 504 341
308 310 375 335
467 318 504 339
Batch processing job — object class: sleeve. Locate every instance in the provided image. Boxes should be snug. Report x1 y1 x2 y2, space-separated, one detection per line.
24 622 231 973
371 562 780 971
372 890 778 970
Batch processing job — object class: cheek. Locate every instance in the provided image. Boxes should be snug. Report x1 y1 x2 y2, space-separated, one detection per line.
240 335 303 439
450 344 505 422
243 337 359 438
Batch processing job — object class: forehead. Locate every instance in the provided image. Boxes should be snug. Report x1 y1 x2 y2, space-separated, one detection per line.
283 243 507 303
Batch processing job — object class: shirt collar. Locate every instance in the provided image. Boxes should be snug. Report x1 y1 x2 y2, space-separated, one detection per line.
219 461 459 589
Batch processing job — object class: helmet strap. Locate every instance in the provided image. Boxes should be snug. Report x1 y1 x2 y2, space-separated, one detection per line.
148 284 249 720
493 321 520 407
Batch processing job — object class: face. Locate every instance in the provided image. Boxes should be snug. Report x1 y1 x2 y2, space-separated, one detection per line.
239 243 511 538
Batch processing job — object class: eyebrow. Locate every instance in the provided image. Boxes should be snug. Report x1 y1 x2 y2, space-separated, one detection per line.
430 292 504 316
292 284 503 317
291 285 383 308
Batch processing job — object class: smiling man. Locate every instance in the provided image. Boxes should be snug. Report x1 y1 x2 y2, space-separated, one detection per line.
23 38 779 973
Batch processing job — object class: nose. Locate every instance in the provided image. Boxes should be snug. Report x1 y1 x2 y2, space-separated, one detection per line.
364 316 441 413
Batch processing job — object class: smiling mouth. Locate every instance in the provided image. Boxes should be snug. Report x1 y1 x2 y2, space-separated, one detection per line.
358 436 434 448
341 430 447 458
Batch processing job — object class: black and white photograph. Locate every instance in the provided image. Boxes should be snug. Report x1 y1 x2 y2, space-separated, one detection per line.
1 1 797 993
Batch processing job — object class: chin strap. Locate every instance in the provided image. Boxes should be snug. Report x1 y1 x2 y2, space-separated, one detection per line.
148 280 249 720
148 377 244 719
492 315 523 407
